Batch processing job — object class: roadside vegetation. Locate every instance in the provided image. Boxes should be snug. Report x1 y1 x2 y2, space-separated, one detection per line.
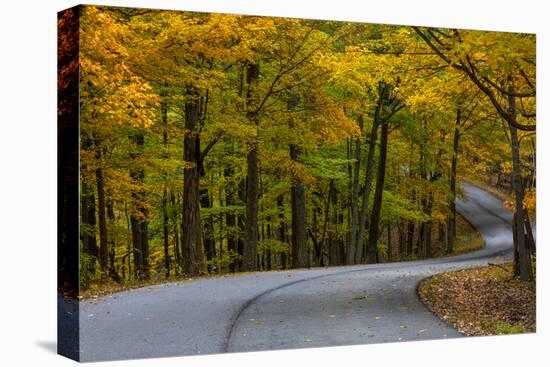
419 263 536 336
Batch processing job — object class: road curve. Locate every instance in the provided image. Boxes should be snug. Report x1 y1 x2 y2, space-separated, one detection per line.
78 183 513 362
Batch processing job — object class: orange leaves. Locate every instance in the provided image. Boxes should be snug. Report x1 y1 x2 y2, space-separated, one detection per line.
80 6 159 130
268 151 315 186
419 265 535 336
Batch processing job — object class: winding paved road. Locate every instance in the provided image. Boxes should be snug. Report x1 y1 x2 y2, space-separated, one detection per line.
78 183 514 362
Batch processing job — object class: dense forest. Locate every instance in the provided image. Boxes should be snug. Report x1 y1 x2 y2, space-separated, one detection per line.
62 6 536 289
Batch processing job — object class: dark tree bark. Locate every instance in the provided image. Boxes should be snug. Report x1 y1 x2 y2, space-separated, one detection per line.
170 192 181 273
423 191 434 258
93 141 109 274
406 221 415 256
161 92 170 278
266 219 273 271
348 115 363 264
329 185 341 266
290 144 308 268
244 146 259 271
129 132 150 280
367 120 389 263
386 223 392 261
237 180 246 271
80 179 98 258
447 109 460 254
277 195 287 270
357 85 391 263
225 167 238 273
356 118 380 263
182 85 207 275
106 200 120 282
243 63 260 272
398 222 406 258
320 179 334 267
200 188 216 272
508 87 532 280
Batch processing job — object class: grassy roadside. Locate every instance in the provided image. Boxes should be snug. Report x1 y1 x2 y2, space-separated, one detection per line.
418 263 536 336
449 214 485 256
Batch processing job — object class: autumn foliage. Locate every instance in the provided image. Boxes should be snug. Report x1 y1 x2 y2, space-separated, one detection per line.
59 6 536 289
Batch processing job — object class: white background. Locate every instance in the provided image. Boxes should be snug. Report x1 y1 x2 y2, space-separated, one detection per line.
0 0 547 366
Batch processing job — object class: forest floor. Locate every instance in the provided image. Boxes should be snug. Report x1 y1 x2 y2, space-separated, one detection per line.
418 263 536 336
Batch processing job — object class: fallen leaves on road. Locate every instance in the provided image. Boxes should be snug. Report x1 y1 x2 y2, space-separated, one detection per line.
418 263 535 336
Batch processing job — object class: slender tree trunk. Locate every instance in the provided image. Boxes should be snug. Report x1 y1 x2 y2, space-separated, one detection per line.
290 144 308 268
346 140 352 261
507 81 532 280
398 222 406 258
81 179 98 258
200 188 216 271
329 186 342 266
367 120 389 263
94 144 109 274
447 109 460 254
508 119 531 279
106 200 120 282
237 180 246 271
129 132 149 280
266 219 273 271
161 93 170 278
244 146 259 271
424 191 434 258
356 105 382 263
243 63 260 272
182 85 206 275
225 167 238 272
170 193 181 274
321 179 334 267
386 223 392 261
277 195 287 270
348 116 363 264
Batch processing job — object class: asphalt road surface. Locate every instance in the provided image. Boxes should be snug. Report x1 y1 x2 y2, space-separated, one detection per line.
78 183 514 361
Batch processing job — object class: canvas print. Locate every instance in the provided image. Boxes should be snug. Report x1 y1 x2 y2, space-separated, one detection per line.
57 5 536 362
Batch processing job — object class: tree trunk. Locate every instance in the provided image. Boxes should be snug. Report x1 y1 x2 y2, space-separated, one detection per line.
94 144 109 274
244 146 259 271
243 63 260 272
161 90 170 278
447 109 460 254
407 221 415 256
81 179 98 258
348 115 363 264
507 82 531 281
277 195 287 270
225 167 238 272
386 223 392 261
182 85 206 275
356 106 381 263
129 133 149 280
170 193 181 273
321 179 334 267
290 144 308 268
200 188 216 272
424 195 434 258
367 120 389 263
